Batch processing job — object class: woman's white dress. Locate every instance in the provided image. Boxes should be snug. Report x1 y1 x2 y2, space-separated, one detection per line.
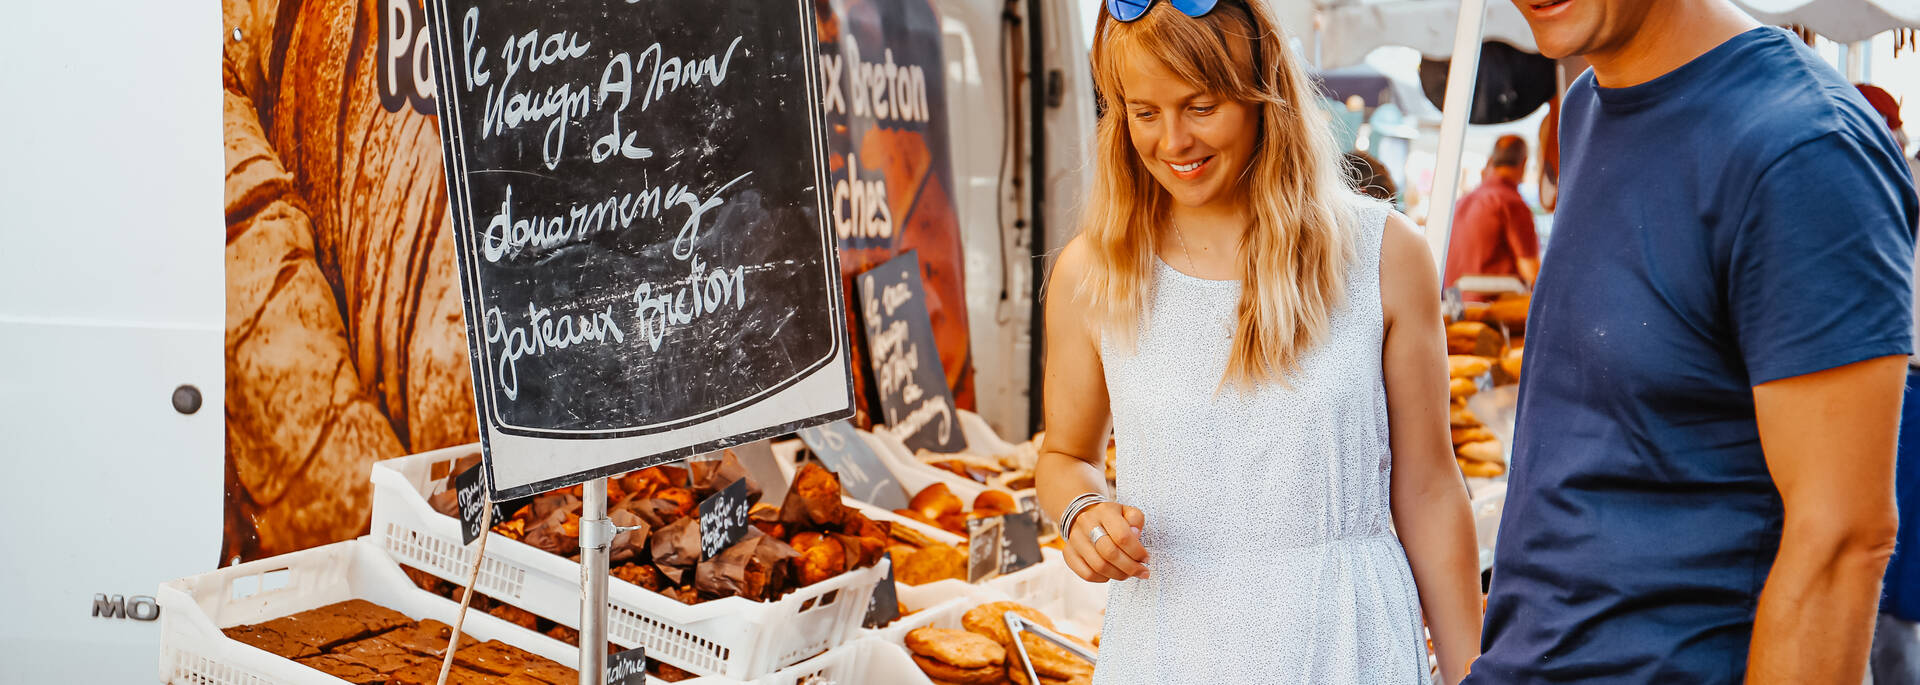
1093 201 1432 684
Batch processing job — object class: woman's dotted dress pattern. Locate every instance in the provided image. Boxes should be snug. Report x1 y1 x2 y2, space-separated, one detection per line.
1093 200 1431 684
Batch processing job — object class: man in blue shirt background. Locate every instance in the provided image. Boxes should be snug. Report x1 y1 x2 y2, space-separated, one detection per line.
1468 1 1917 682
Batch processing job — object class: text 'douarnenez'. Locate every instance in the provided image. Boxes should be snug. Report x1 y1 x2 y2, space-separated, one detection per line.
426 0 853 499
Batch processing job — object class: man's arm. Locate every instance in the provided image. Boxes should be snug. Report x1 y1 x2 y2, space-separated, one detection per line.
1747 355 1905 683
1506 193 1541 286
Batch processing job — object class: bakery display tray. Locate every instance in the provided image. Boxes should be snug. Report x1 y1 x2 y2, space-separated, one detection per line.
370 444 881 681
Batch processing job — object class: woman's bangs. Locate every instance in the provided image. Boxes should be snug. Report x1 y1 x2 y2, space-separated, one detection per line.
1094 7 1261 106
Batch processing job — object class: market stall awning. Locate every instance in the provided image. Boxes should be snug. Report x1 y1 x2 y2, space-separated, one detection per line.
1314 0 1920 69
1738 0 1920 43
1316 0 1537 69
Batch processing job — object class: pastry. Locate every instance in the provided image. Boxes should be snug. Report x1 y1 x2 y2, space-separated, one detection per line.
224 623 321 659
909 483 965 520
1449 403 1479 428
1447 355 1493 378
1449 377 1477 399
294 654 388 684
962 601 1054 646
898 544 967 585
912 653 1005 685
1458 458 1507 478
791 532 848 586
1457 440 1504 464
906 627 1007 670
972 491 1019 518
1450 427 1495 446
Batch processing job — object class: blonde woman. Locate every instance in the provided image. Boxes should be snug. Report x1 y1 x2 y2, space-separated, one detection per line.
1035 1 1482 682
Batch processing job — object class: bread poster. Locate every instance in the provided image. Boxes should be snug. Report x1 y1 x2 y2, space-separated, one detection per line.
220 0 971 563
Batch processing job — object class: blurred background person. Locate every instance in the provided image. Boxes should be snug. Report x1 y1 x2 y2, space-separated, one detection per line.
1442 135 1539 294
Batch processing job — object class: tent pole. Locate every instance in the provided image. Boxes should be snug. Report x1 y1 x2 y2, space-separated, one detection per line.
1424 0 1489 279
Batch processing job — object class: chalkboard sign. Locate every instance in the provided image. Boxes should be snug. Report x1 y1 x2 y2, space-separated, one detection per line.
424 0 855 498
999 509 1043 575
966 516 1002 583
454 465 490 545
855 251 966 454
606 646 647 685
799 420 907 510
862 558 901 629
698 479 753 559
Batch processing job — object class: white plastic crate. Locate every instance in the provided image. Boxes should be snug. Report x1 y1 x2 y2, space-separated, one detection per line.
370 445 882 680
739 638 923 685
156 537 670 684
870 581 1102 685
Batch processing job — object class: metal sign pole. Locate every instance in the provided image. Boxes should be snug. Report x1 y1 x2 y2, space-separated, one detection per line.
1425 0 1490 278
579 477 611 685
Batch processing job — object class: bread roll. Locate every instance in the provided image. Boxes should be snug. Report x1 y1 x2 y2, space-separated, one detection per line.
1457 440 1504 464
1448 355 1493 379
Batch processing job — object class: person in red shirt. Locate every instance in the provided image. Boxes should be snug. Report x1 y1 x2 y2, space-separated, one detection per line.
1443 135 1539 291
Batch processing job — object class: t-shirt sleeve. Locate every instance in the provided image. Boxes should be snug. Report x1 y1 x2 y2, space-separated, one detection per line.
1505 194 1540 260
1731 131 1917 385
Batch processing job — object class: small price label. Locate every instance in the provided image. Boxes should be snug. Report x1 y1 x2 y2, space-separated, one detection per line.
606 646 647 685
862 559 901 629
966 516 1003 583
454 466 489 545
698 479 753 559
999 509 1043 575
799 421 908 510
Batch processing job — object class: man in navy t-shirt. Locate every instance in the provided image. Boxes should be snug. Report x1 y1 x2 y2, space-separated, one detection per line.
1468 1 1917 683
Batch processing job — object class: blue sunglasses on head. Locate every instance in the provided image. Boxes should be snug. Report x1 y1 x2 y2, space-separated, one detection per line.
1105 0 1222 22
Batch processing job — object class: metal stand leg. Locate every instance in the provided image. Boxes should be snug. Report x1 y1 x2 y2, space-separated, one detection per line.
580 478 611 685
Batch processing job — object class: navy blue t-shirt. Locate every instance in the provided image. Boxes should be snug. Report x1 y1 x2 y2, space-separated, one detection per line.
1468 28 1916 683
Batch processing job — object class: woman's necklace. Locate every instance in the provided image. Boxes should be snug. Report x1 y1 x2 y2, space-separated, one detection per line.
1170 223 1199 275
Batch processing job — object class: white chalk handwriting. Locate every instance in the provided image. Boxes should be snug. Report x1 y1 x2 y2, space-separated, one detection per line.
480 172 752 264
484 299 627 401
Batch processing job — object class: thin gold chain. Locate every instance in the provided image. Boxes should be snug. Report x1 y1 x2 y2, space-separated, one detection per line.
1170 223 1199 275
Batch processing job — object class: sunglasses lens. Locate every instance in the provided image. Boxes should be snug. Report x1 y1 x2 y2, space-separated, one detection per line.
1166 0 1220 17
1107 0 1152 22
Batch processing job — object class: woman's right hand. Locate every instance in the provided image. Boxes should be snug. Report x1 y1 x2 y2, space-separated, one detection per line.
1063 502 1150 582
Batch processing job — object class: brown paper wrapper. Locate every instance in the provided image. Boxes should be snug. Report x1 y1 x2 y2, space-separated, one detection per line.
688 450 762 503
652 517 701 584
521 509 578 557
608 509 652 564
779 462 847 528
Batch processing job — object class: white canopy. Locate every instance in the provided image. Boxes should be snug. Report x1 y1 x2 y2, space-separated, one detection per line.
1312 0 1920 69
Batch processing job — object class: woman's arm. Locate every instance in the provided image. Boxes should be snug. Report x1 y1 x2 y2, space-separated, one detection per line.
1036 237 1151 582
1380 213 1483 684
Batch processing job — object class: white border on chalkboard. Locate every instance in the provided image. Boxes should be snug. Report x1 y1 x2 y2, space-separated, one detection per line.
432 0 844 439
425 0 853 498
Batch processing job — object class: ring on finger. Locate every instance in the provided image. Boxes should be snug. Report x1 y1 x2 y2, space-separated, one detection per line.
1088 524 1109 545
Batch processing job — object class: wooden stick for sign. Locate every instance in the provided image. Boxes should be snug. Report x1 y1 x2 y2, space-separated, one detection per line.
437 501 494 685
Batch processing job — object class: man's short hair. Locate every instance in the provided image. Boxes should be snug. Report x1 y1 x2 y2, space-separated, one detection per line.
1489 134 1529 169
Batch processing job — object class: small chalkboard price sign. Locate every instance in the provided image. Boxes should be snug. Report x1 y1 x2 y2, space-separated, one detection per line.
454 465 490 545
605 646 647 685
967 510 1041 581
861 559 901 629
698 479 753 559
966 516 1003 583
999 509 1043 575
855 251 967 454
799 420 907 510
424 0 855 499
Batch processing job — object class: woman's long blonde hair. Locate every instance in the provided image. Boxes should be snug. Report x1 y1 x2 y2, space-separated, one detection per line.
1081 0 1357 388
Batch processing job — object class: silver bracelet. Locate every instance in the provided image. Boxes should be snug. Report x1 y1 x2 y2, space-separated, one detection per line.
1059 493 1107 539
